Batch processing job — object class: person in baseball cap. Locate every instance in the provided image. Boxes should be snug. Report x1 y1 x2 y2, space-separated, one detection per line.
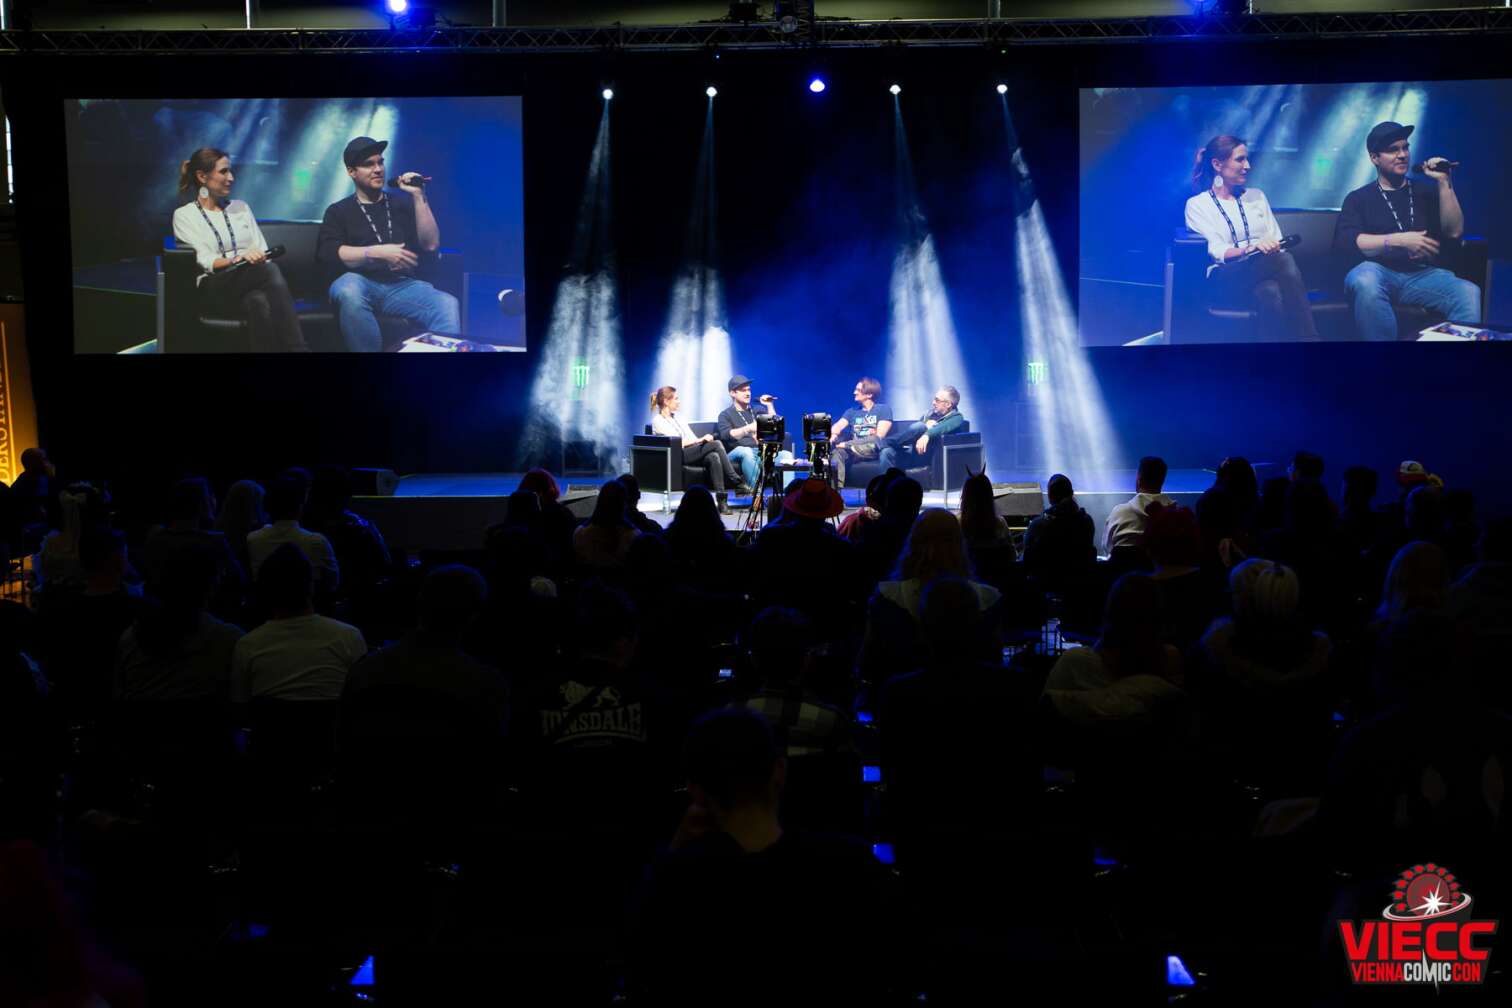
316 134 460 351
717 374 793 492
1335 120 1480 341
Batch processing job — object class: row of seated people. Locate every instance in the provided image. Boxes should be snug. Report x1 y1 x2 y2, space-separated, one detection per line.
2 447 1509 1003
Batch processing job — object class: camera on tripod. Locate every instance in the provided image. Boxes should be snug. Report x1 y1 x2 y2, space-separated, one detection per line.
756 413 785 445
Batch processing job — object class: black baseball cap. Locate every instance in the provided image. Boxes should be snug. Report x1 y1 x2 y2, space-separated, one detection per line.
1366 121 1414 154
728 374 753 392
343 136 389 168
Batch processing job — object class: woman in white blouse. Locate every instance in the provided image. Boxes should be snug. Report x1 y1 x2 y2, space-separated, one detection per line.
1184 135 1317 342
649 385 747 512
172 147 308 351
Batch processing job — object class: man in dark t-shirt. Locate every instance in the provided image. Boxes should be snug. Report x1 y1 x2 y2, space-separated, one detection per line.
716 374 795 492
1333 120 1480 341
316 136 461 352
827 376 893 487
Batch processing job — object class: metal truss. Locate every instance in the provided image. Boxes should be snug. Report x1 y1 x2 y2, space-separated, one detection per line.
1 8 1508 55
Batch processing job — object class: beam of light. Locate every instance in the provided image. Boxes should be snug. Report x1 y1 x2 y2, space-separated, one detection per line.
650 98 731 423
602 88 614 101
809 78 826 94
519 104 625 472
386 0 409 13
889 84 901 95
706 86 718 98
996 84 1008 95
886 97 977 455
1001 94 1121 477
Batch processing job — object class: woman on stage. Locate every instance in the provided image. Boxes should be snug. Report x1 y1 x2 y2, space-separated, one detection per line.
649 386 747 512
1184 135 1317 342
172 147 308 351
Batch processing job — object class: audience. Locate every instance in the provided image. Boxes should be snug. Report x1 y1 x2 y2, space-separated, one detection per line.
737 607 855 758
139 477 245 605
246 474 340 596
615 472 664 536
631 707 894 1005
1043 572 1185 723
1104 455 1173 563
572 478 639 571
214 478 266 579
304 465 392 598
7 446 1511 1004
114 550 244 702
958 469 1011 549
36 527 139 716
1022 472 1095 590
230 544 367 703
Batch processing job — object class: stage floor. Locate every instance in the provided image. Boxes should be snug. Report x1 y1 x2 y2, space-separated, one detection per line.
391 467 1226 500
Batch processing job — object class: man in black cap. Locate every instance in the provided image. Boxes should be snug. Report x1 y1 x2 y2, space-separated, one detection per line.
716 375 793 492
1333 120 1480 341
315 135 460 352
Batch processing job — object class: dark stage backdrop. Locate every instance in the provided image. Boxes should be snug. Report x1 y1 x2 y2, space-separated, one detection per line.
4 37 1511 511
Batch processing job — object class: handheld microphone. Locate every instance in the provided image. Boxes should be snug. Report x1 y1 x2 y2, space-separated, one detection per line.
222 245 286 271
389 173 433 188
1243 233 1301 258
760 394 779 401
1414 158 1459 174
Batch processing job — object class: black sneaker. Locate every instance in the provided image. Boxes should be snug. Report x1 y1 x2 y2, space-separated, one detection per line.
716 491 732 515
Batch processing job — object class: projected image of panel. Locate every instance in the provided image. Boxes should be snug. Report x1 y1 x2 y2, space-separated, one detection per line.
1078 80 1512 346
64 96 525 354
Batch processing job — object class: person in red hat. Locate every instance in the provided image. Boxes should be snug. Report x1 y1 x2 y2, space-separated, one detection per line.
750 479 866 627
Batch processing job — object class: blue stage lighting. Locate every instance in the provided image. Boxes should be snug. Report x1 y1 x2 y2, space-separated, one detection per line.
601 88 614 101
386 0 408 13
996 83 1008 95
706 86 718 98
808 77 826 94
889 84 901 95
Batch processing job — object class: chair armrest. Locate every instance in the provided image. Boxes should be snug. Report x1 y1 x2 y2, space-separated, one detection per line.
632 435 684 493
1458 236 1488 291
433 251 464 299
160 247 202 352
937 431 981 447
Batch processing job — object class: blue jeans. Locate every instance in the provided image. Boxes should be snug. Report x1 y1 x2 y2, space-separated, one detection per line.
879 421 928 472
329 272 461 353
729 445 796 490
1344 261 1481 342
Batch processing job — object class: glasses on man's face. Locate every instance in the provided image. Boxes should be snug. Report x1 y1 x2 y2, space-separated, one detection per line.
932 397 951 405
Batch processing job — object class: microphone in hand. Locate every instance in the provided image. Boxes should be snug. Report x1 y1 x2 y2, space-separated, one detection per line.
389 172 433 188
1414 158 1459 174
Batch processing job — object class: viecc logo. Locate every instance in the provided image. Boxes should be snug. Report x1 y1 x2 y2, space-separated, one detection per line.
1339 863 1499 986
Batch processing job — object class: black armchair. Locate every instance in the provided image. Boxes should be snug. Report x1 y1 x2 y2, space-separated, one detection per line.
840 423 984 504
1165 208 1488 343
631 421 719 511
159 220 464 353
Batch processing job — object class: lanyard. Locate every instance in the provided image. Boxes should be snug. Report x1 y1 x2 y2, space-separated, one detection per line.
357 196 393 244
1377 181 1415 232
1208 190 1251 248
194 202 239 262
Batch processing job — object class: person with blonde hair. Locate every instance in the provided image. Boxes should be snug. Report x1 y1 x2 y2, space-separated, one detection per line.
860 509 1001 684
649 385 747 511
171 147 308 351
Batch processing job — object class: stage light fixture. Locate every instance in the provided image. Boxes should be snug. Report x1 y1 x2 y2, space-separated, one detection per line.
809 77 826 94
996 83 1008 95
889 84 901 95
602 88 614 101
706 86 718 98
386 0 407 13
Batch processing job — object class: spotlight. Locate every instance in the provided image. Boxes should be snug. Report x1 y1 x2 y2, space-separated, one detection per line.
808 77 826 94
386 0 407 12
602 87 614 101
889 84 901 95
996 83 1008 95
706 86 718 98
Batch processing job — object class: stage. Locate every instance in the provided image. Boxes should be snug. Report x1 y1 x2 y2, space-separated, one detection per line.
347 468 1228 553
